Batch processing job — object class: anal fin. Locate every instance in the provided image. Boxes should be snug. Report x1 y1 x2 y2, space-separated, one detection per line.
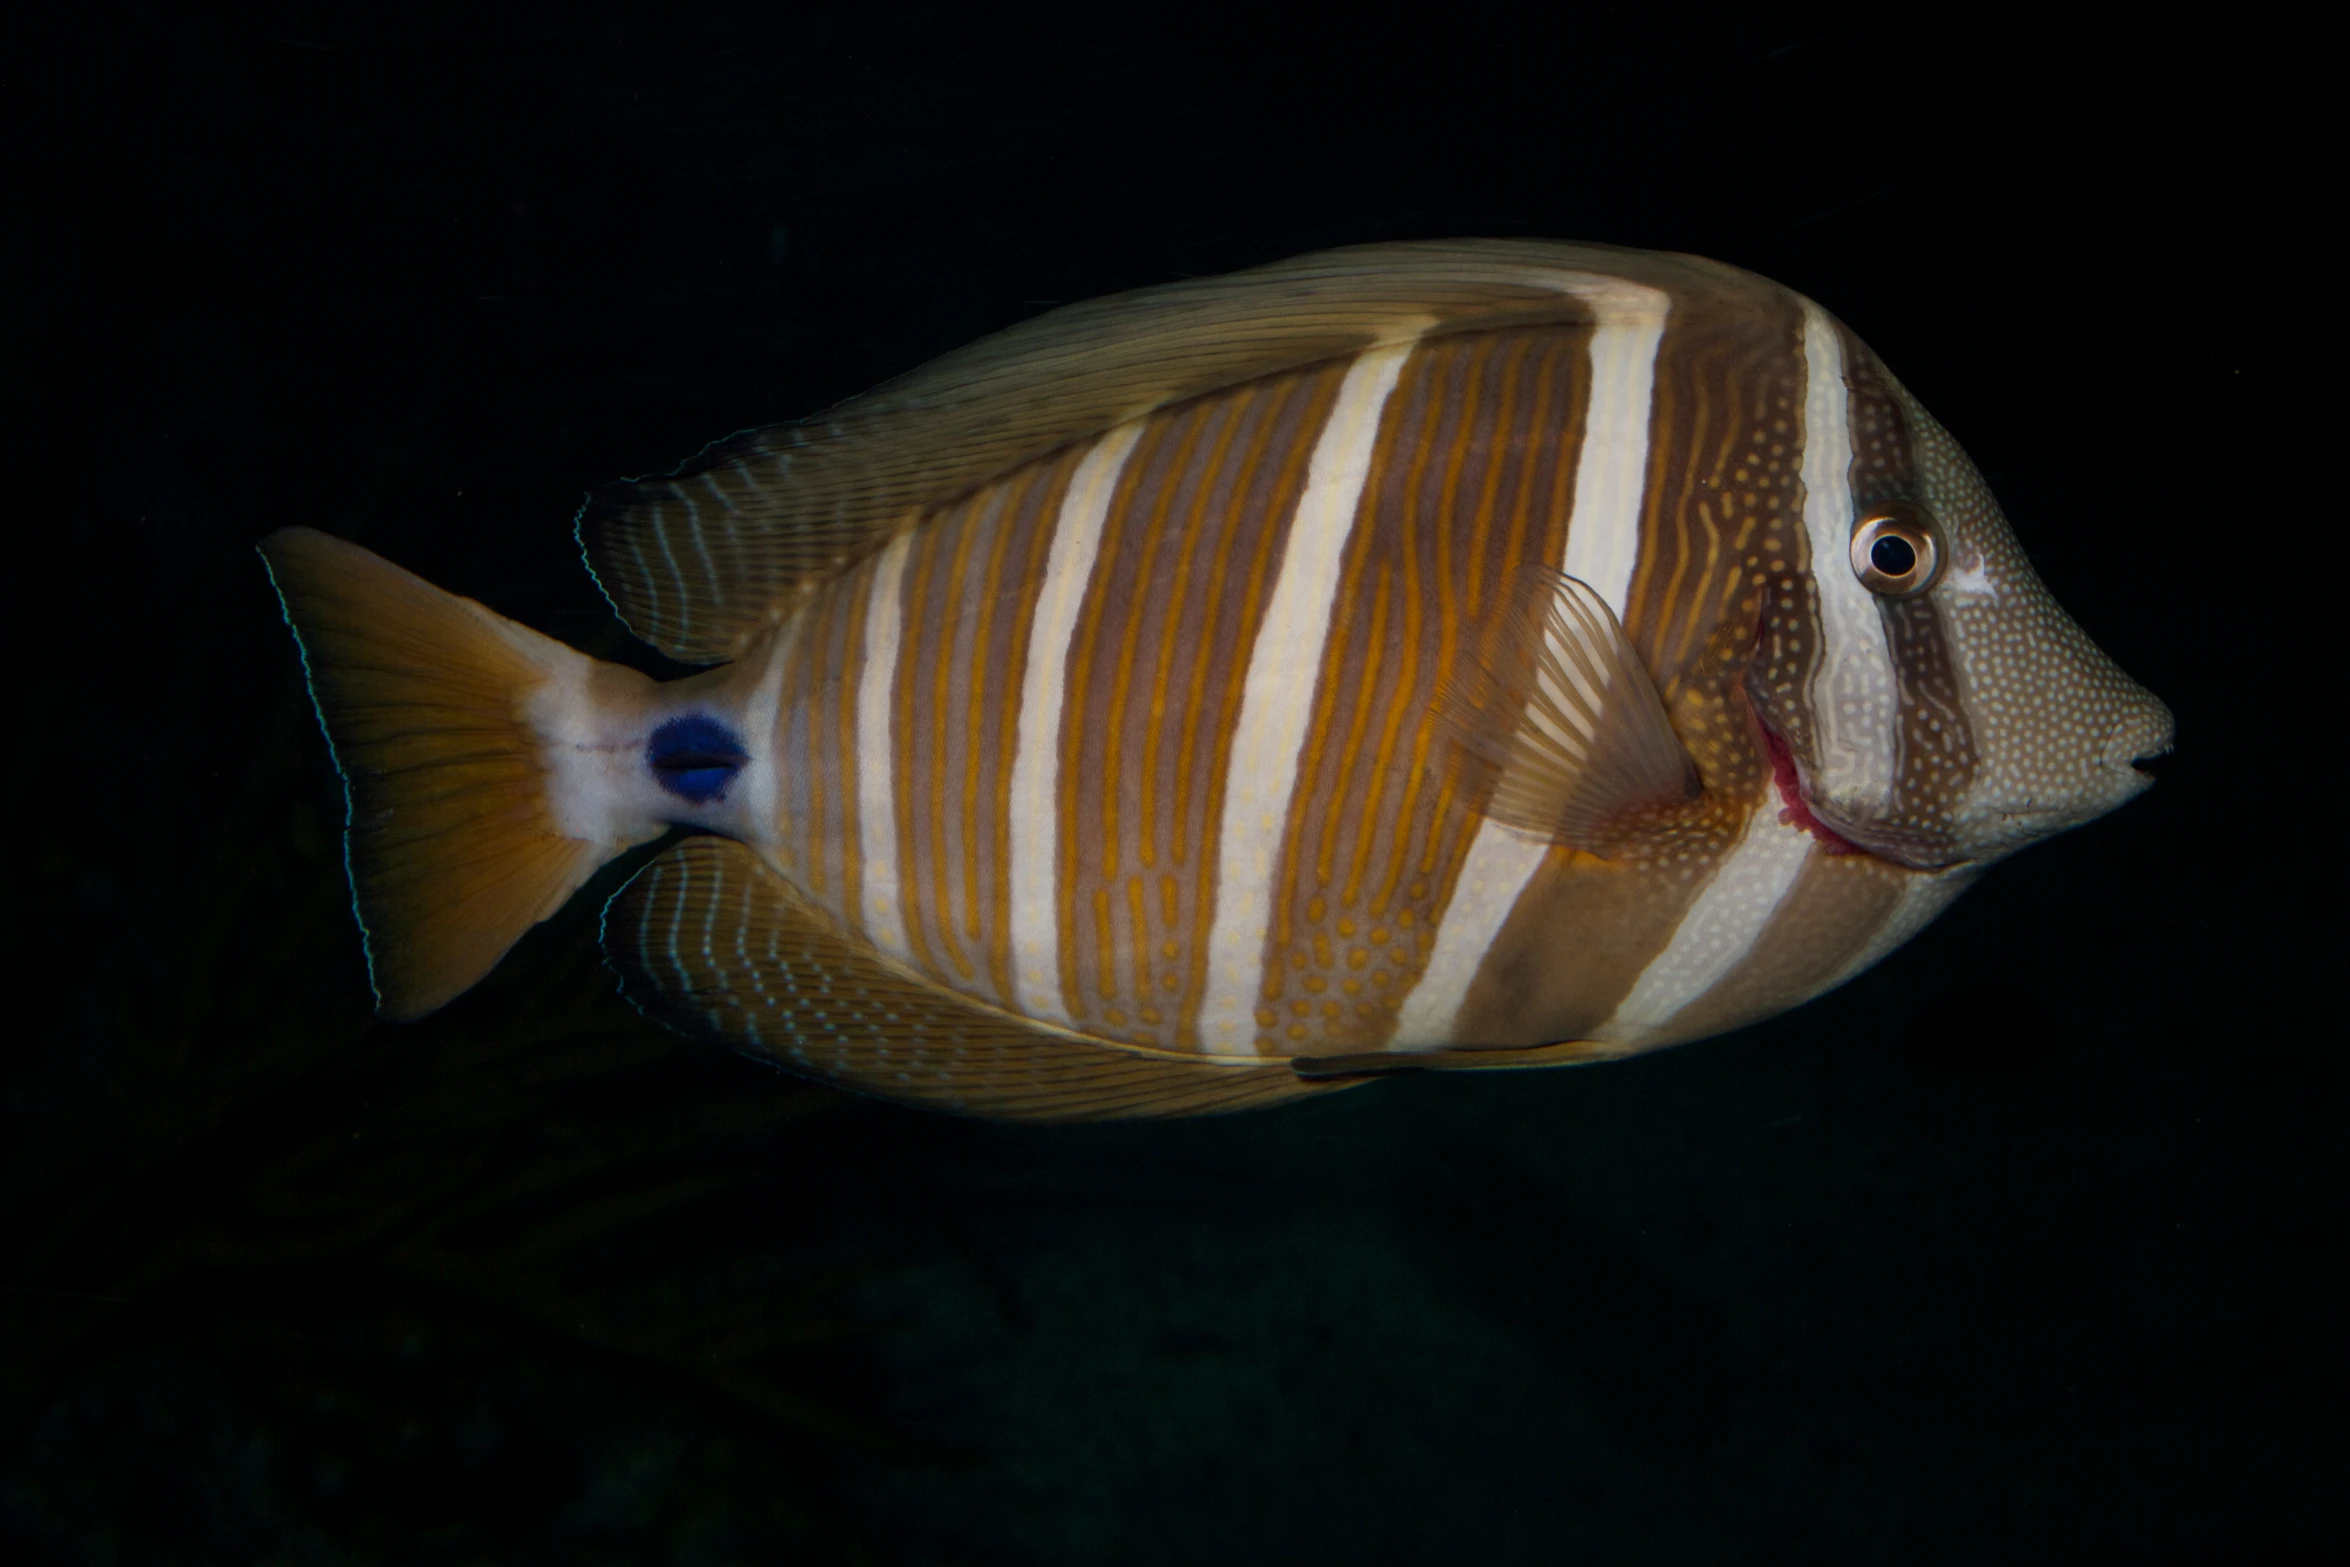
1435 567 1699 852
1292 1039 1633 1080
606 837 1348 1122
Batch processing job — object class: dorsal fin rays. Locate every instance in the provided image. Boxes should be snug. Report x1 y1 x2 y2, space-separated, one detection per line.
1435 566 1700 851
581 239 1739 663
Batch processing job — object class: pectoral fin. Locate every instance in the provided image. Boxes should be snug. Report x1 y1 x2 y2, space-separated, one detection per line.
605 837 1349 1122
1435 567 1699 852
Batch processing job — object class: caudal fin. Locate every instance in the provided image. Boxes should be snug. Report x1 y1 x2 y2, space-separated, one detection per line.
259 527 654 1020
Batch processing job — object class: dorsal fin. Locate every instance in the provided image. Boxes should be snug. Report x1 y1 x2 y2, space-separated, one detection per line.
604 836 1349 1121
581 239 1744 663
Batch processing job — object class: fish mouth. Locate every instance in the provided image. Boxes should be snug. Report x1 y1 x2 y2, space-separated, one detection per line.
2111 695 2177 783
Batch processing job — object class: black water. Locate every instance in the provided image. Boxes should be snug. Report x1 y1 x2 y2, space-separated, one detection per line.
6 7 2338 1563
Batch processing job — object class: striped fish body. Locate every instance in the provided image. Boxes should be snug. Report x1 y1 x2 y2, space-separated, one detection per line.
261 241 2172 1119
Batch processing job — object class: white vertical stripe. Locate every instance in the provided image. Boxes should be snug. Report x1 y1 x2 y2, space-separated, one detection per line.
856 533 914 959
1391 280 1670 1048
1558 285 1669 610
1595 810 1814 1045
1198 342 1417 1057
1798 299 1898 814
1007 421 1146 1025
724 616 796 854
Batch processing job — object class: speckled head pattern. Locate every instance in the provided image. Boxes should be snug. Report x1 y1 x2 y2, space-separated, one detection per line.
1747 309 2172 870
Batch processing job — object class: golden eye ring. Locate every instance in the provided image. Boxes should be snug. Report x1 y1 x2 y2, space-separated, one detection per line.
1850 503 1941 597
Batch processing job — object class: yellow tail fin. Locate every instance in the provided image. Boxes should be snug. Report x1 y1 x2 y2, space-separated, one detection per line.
259 527 657 1019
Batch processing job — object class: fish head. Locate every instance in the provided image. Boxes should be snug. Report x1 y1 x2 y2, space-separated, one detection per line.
1746 330 2173 871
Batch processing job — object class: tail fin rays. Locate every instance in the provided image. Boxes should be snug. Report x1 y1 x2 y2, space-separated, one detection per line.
259 527 632 1019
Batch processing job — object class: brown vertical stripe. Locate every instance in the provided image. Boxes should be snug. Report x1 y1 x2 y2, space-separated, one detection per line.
1622 288 1809 796
1839 325 1980 863
831 549 873 924
893 482 981 982
981 447 1082 1001
1651 850 1909 1045
886 450 1079 1006
1051 361 1351 1049
767 449 1080 1013
770 541 872 917
1257 326 1594 1053
1455 292 1818 1047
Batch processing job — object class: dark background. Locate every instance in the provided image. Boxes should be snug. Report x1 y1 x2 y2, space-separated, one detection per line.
5 5 2338 1563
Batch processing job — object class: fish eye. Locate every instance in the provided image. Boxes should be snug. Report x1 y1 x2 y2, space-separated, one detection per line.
1849 503 1941 597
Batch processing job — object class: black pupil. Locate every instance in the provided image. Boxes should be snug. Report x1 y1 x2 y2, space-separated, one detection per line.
1870 533 1917 577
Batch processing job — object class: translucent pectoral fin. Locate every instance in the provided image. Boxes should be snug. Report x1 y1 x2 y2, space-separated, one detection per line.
604 837 1347 1122
1434 567 1699 851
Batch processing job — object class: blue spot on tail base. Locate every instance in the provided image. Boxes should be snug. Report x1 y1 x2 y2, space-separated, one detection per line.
648 714 747 804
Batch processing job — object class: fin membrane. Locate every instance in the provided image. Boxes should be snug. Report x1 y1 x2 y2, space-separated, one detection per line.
259 527 619 1020
605 837 1348 1122
1436 567 1698 851
580 239 1735 663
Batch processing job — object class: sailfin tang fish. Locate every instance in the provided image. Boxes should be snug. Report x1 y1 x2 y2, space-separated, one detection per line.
260 239 2172 1121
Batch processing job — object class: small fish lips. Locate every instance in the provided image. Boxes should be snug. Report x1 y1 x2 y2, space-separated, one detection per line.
2107 691 2176 783
2119 720 2176 784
